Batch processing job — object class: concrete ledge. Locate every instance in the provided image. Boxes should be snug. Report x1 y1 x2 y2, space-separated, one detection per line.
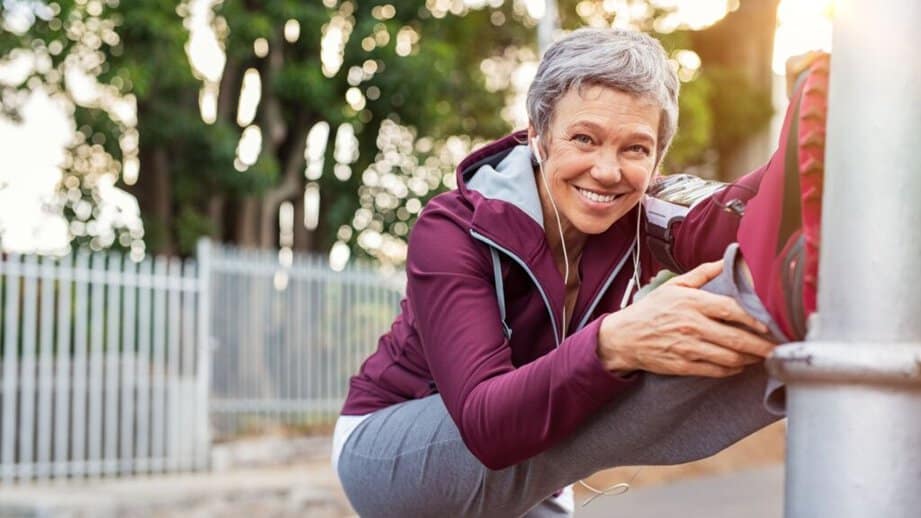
211 435 333 471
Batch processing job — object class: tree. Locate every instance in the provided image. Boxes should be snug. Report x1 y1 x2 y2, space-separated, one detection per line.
2 1 773 264
2 1 529 260
1 0 147 255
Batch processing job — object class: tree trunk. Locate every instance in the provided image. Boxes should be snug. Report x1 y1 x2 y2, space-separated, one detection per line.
258 175 303 250
254 30 304 250
217 60 242 124
207 194 225 241
236 197 260 248
262 39 287 149
292 193 315 252
692 0 781 180
128 145 176 255
152 147 175 255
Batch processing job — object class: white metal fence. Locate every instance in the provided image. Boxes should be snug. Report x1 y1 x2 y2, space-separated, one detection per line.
0 250 208 483
0 240 404 481
206 242 404 439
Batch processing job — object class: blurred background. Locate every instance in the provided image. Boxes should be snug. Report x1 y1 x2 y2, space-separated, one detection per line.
0 1 832 516
0 0 833 262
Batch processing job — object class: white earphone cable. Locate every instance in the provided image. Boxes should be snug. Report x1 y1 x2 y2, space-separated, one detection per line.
619 197 644 309
579 467 644 507
533 137 569 342
587 201 644 504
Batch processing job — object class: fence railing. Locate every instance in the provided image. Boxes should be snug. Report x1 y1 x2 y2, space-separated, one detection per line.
0 240 404 482
207 242 404 439
0 250 208 483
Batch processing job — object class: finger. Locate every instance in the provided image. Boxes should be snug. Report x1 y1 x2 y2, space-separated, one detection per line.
676 360 745 379
694 317 777 358
683 290 770 335
676 339 765 368
666 260 724 289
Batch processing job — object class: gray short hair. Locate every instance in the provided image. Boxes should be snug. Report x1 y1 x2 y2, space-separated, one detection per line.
526 28 679 163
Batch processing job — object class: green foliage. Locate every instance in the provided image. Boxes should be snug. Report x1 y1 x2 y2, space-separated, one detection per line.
664 72 713 172
274 62 337 114
657 31 714 172
176 206 215 255
700 66 774 153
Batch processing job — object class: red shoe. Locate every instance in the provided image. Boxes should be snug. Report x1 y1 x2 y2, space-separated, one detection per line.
737 54 830 341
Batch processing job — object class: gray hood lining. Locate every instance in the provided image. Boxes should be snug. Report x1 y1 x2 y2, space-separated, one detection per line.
465 145 545 229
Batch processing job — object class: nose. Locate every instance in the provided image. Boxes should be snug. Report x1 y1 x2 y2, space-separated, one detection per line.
591 149 623 186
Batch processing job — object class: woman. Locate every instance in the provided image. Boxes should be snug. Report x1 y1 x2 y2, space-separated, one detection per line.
334 28 827 517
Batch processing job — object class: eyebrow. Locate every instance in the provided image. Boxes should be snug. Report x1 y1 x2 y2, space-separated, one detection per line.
566 120 656 143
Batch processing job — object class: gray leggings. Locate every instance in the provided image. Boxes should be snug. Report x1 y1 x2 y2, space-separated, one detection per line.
337 244 786 517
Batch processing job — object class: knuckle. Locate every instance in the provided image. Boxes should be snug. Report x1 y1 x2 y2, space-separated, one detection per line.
661 343 674 356
728 335 744 351
728 354 747 367
652 312 672 330
677 324 696 335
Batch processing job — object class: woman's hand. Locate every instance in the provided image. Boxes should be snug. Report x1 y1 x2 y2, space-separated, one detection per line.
597 260 777 378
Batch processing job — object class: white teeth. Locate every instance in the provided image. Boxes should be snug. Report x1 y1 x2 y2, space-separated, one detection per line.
577 187 618 203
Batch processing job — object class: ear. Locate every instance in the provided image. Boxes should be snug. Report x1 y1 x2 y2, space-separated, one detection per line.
527 124 538 143
527 125 543 164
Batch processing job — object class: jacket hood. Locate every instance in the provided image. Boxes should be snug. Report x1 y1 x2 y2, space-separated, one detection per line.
453 130 548 261
456 130 531 198
465 143 544 229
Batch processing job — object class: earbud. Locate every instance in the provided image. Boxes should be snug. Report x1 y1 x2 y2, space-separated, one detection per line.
531 136 543 166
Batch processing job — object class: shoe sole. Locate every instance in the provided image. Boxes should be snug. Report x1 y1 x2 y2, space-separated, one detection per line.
796 55 829 319
779 55 829 337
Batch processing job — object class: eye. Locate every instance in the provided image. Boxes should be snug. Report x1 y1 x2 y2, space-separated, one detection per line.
626 144 652 156
571 133 594 145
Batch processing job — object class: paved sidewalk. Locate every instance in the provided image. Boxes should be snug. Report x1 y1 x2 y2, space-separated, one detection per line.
0 459 352 518
576 465 783 518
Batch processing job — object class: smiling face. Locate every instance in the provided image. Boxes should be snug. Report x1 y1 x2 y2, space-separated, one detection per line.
530 85 660 239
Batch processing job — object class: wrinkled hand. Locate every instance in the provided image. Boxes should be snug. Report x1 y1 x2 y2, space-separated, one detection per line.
597 260 777 378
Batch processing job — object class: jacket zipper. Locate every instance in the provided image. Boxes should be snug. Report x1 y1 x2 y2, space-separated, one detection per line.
574 237 636 332
471 230 636 345
470 229 562 347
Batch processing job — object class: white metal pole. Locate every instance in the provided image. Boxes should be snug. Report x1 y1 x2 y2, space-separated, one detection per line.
767 1 921 517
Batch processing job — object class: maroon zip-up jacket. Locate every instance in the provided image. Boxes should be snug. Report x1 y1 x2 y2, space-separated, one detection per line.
341 130 770 470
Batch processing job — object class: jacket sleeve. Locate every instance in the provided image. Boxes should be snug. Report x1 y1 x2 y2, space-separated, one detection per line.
669 161 771 271
406 204 634 470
